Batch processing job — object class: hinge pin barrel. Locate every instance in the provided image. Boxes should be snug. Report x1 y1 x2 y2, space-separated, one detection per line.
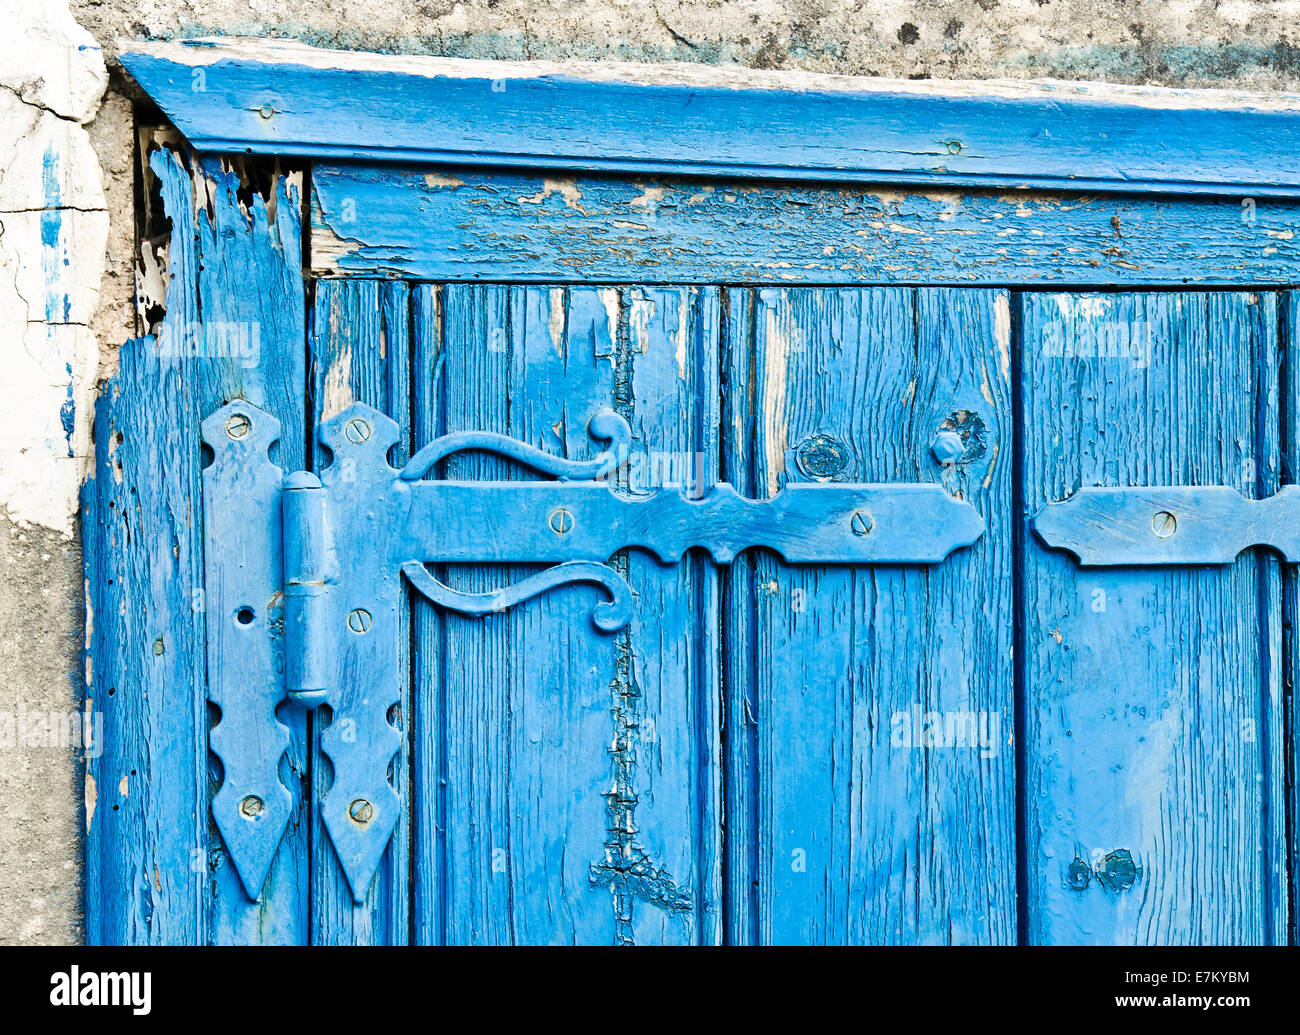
283 471 331 710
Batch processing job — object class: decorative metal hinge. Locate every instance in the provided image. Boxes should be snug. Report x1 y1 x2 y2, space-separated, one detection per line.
1033 485 1300 565
202 399 985 901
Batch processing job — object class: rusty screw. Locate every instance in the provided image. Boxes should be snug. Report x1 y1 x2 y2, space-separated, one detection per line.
225 413 251 440
349 799 374 824
258 103 275 120
930 430 965 465
850 510 873 536
239 795 264 819
1151 510 1177 538
347 608 372 634
344 417 372 444
549 507 574 534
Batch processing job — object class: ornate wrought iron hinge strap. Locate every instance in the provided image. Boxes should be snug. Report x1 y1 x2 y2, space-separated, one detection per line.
203 399 986 902
1033 485 1300 565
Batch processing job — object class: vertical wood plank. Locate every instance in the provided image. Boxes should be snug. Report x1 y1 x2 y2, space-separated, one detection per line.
722 286 1016 945
619 287 722 946
409 284 444 945
84 147 306 944
720 287 759 945
309 278 410 945
84 331 208 945
196 158 310 946
419 284 721 944
1020 291 1286 944
1286 290 1300 948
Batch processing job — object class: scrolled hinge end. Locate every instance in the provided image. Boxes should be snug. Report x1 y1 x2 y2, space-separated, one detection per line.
401 560 633 632
399 407 631 482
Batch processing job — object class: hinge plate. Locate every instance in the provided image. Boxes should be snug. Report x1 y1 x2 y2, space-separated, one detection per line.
201 403 294 901
1032 485 1300 565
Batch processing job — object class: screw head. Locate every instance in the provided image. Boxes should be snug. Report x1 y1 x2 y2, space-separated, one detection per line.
549 507 574 534
1095 848 1139 891
347 608 372 634
795 433 849 482
258 103 275 119
239 795 264 819
1064 856 1092 892
850 510 873 536
344 417 372 444
930 430 965 465
1152 510 1177 538
349 799 374 824
225 413 251 440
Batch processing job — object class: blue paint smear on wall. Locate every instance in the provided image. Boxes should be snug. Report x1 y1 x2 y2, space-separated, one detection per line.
41 144 72 323
61 363 75 458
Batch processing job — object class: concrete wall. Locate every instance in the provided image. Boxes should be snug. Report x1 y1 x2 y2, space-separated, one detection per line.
2 0 1297 944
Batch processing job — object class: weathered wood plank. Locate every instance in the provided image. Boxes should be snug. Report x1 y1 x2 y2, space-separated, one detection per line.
1280 290 1300 948
618 286 722 945
195 157 310 946
409 284 443 945
84 331 208 944
721 287 759 944
722 287 1016 944
420 284 721 944
1020 291 1286 944
124 38 1300 196
311 166 1300 286
308 279 411 945
84 147 307 944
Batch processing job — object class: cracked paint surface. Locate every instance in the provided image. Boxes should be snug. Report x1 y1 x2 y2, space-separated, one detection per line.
0 0 106 947
0 0 107 533
589 632 693 944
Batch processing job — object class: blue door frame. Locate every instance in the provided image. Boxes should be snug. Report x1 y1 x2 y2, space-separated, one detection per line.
82 38 1300 945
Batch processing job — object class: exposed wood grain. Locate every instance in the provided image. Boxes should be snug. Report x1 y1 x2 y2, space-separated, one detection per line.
618 286 722 945
1020 291 1287 944
84 331 208 945
312 166 1300 286
123 39 1300 196
1278 290 1299 948
308 279 411 944
416 284 721 944
409 284 444 945
722 287 1016 944
195 157 310 946
83 147 306 944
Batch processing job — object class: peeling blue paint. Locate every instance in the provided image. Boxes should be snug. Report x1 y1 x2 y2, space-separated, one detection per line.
589 633 693 944
40 145 71 323
60 363 75 457
124 40 1300 198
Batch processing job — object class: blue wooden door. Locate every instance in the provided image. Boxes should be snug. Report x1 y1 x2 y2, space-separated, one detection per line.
85 150 1294 945
310 281 724 943
306 280 1014 944
721 288 1014 944
1020 292 1286 945
305 282 1287 944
